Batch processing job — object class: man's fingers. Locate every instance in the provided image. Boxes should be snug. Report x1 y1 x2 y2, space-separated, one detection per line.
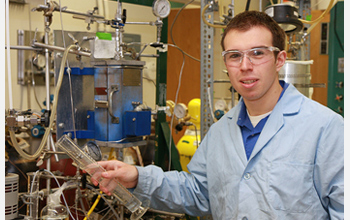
101 170 119 179
100 185 112 196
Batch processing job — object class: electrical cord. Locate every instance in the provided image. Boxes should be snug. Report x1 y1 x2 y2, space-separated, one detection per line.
167 44 186 171
7 159 28 181
193 123 199 149
169 0 200 62
143 76 156 87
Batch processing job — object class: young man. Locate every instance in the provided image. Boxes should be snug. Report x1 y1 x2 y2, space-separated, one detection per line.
90 11 344 219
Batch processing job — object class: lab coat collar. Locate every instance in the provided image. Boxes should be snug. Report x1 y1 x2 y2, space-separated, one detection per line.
278 83 303 115
226 83 303 163
226 82 302 119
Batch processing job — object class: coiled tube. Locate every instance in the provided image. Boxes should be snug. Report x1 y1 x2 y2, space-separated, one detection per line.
9 45 78 160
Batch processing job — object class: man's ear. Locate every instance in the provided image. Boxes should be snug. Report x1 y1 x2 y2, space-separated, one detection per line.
275 50 287 72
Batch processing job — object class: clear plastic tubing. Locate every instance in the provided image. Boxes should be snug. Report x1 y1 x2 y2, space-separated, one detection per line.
56 135 148 220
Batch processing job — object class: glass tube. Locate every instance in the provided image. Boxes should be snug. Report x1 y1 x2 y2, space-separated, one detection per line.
56 135 148 220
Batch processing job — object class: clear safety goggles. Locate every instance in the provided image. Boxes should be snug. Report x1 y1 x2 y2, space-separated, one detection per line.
222 46 280 67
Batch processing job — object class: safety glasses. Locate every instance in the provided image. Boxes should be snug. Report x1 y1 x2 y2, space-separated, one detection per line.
222 46 280 67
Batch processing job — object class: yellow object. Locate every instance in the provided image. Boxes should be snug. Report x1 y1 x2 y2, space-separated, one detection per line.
188 98 201 130
177 133 200 172
83 194 101 220
176 99 201 172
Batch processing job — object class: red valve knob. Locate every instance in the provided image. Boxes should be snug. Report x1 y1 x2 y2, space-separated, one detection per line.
335 94 343 102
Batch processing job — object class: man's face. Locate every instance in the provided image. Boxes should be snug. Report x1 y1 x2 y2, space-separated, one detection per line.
223 26 286 104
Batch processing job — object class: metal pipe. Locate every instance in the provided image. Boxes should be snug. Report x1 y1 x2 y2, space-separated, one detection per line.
44 150 66 155
17 30 25 86
37 174 78 181
5 0 13 110
44 16 51 204
5 45 42 51
125 21 155 25
34 4 105 19
49 133 60 162
33 42 158 59
124 52 159 58
33 42 91 57
56 8 105 19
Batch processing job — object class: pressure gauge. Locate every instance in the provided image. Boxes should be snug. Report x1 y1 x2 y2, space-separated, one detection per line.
214 100 227 111
82 141 102 161
33 54 46 69
152 0 171 18
174 103 188 119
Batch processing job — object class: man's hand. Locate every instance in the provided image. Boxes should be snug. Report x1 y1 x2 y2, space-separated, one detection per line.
85 160 139 195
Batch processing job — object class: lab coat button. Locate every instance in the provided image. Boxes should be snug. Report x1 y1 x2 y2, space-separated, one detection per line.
242 217 248 220
243 172 251 180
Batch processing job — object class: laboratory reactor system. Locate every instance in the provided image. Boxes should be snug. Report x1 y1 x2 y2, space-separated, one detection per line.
5 0 344 220
5 0 186 219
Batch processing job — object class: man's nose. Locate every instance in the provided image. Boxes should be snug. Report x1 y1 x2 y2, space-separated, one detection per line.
240 55 253 70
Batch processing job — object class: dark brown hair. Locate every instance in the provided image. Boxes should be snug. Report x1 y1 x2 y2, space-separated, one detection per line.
220 11 286 52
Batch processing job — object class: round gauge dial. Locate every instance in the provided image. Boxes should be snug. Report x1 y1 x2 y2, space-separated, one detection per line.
174 103 188 119
152 0 171 18
214 99 227 111
32 54 46 69
36 54 46 68
82 141 102 161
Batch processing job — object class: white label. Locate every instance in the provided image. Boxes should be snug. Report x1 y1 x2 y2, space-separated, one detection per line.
338 58 344 73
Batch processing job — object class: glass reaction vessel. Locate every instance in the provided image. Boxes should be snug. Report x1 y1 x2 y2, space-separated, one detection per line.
56 135 148 220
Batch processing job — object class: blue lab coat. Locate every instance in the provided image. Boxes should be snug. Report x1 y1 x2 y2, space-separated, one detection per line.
133 82 344 219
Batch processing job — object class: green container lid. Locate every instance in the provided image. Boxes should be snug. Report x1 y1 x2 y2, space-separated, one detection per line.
96 32 112 40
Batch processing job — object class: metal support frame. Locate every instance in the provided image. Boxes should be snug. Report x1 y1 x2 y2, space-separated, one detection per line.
200 0 215 139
